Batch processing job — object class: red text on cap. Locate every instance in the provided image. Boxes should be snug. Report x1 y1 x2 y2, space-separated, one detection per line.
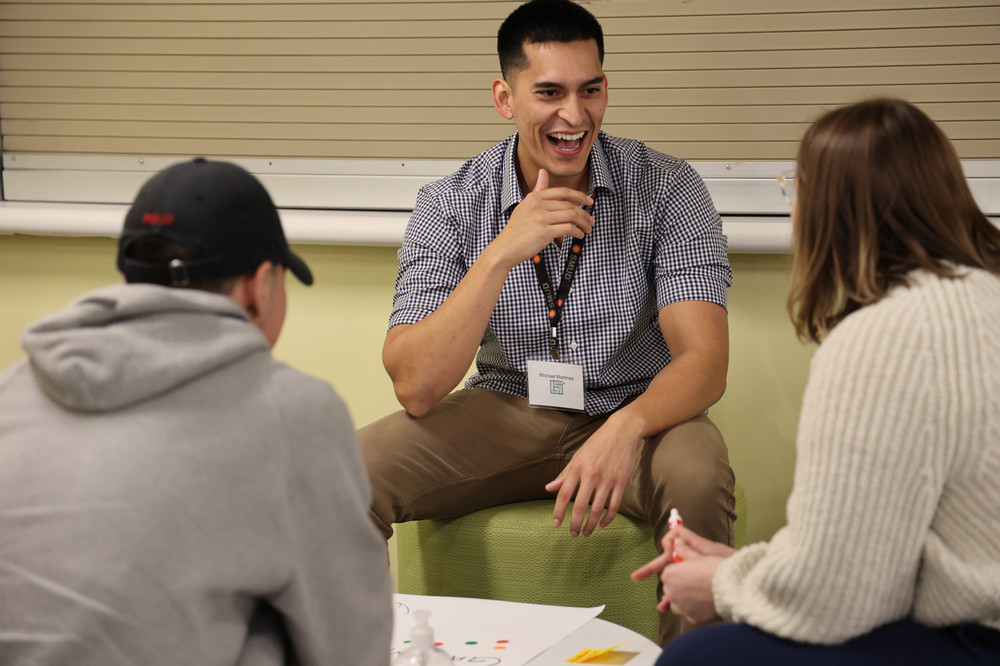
142 212 174 226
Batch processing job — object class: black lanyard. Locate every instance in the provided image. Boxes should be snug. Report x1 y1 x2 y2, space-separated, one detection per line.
530 193 595 360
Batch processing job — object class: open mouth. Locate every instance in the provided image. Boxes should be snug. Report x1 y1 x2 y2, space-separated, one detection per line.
547 131 586 153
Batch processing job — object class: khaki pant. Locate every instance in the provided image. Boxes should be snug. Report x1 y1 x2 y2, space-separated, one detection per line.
359 388 735 646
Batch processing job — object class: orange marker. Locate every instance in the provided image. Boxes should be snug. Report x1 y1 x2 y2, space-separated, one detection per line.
668 508 683 562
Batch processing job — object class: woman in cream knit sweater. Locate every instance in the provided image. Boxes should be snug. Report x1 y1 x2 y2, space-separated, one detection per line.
634 98 1000 664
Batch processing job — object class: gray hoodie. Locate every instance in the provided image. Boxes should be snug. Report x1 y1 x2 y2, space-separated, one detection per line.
0 283 392 665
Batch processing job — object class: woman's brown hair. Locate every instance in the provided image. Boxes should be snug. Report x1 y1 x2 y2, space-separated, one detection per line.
788 98 1000 343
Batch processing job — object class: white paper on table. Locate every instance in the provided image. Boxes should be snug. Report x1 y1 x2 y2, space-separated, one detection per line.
392 593 604 665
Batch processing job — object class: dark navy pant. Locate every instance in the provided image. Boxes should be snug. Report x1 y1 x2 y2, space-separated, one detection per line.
656 621 1000 665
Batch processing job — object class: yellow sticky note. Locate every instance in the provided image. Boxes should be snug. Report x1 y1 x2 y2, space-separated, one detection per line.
566 642 627 663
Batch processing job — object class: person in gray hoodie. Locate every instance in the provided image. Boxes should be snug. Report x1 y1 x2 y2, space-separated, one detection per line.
0 158 393 665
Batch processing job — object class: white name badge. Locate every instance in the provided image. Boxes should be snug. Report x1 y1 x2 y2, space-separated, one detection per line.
526 359 585 411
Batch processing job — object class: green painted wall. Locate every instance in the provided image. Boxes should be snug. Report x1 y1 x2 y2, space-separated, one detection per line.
0 234 813 570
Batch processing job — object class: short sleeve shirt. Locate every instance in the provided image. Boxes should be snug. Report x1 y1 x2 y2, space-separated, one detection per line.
389 132 732 415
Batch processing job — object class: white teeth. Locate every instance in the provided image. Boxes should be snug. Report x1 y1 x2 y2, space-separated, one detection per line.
549 131 585 141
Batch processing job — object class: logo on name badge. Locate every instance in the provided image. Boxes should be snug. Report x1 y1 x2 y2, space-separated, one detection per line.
549 380 565 395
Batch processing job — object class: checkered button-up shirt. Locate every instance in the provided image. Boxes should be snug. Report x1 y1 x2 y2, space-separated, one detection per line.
389 132 732 415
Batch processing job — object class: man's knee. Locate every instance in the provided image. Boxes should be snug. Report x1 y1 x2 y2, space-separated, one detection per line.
358 410 414 482
640 414 734 544
357 410 416 539
647 415 731 491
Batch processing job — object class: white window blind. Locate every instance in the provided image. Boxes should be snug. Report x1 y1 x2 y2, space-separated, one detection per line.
1 0 997 249
1 0 998 160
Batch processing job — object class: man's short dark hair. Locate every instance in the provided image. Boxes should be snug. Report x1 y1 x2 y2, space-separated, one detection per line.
497 0 604 80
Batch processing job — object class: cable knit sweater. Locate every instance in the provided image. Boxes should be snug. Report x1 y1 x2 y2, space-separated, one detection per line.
713 267 1000 643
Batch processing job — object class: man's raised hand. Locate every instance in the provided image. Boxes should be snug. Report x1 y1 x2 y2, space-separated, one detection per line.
488 168 594 269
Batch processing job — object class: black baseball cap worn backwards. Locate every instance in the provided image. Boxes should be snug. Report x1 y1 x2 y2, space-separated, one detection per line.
117 158 313 286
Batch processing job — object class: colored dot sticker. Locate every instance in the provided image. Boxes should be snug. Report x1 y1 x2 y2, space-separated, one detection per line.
465 641 478 645
548 309 556 318
533 255 541 263
572 244 581 253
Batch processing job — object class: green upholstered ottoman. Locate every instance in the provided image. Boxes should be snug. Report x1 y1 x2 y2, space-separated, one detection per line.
396 484 747 644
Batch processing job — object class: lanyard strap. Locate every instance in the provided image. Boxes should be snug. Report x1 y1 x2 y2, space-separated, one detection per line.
531 193 595 360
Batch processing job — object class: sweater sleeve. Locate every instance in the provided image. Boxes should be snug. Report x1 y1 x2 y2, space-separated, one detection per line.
269 373 394 666
713 288 948 643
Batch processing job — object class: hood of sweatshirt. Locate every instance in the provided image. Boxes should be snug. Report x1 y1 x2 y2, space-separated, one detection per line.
20 283 270 413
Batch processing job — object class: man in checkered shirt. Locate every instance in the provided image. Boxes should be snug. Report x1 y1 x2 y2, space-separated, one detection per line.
360 0 735 646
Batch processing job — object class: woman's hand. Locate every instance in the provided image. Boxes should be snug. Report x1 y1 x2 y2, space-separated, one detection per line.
658 540 725 624
631 524 735 624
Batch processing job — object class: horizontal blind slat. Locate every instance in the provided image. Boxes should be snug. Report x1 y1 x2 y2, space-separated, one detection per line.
3 0 995 9
7 136 996 161
7 101 997 124
2 8 997 39
4 26 998 56
4 45 998 72
12 118 997 143
3 83 995 107
4 65 996 88
4 0 998 18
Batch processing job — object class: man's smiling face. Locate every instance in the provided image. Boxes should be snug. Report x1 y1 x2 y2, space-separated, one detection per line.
493 39 608 193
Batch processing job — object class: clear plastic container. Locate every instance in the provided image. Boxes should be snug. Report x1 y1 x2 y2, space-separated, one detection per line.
392 609 451 666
